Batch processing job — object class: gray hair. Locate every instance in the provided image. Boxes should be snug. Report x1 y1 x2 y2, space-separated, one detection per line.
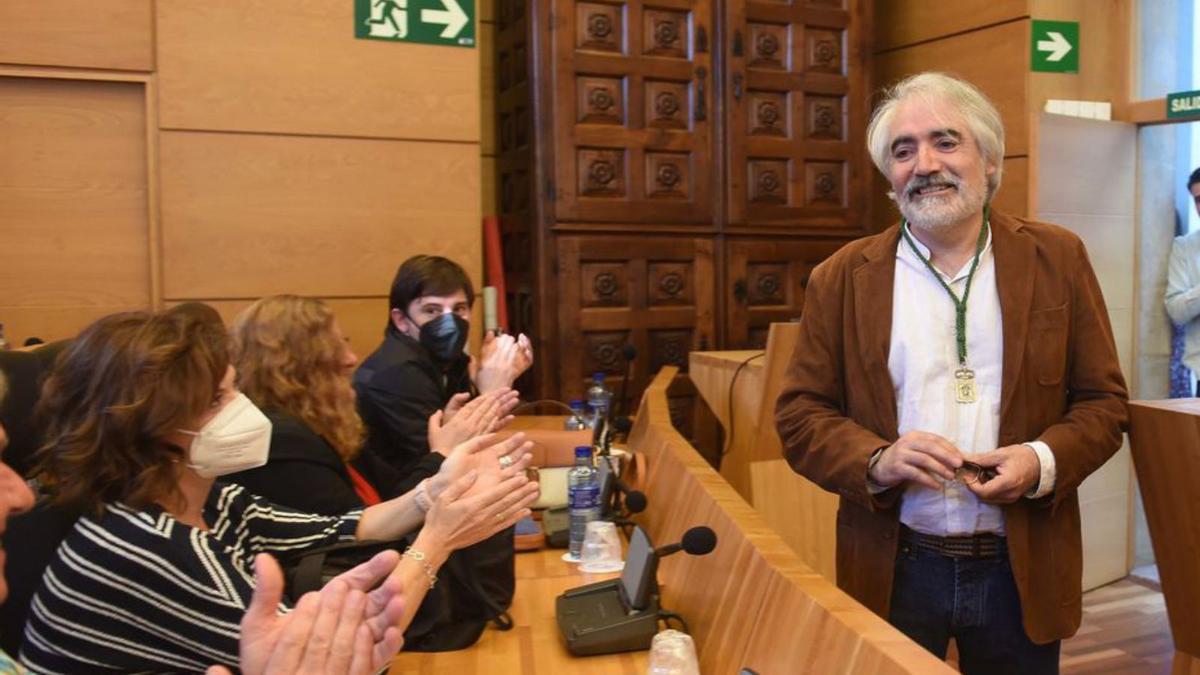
866 72 1005 199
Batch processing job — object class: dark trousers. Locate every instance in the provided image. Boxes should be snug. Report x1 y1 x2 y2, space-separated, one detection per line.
888 540 1061 675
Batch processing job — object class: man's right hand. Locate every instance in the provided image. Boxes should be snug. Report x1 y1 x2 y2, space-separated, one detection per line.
868 431 964 490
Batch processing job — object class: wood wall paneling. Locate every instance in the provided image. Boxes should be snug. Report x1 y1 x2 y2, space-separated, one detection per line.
0 0 154 72
174 297 390 363
156 0 480 141
0 77 150 345
159 131 481 299
874 0 1026 52
875 20 1029 156
481 22 497 157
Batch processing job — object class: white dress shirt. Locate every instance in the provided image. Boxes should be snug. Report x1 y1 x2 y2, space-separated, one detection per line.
887 224 1055 536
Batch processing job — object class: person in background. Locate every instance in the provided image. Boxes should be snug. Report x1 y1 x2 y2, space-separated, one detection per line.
1165 167 1200 394
21 310 537 673
775 72 1127 674
355 255 533 483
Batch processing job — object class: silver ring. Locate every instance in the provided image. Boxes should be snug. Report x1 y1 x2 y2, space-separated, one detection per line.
499 455 514 469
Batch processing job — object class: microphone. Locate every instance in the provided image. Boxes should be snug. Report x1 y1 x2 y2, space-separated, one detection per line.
615 345 637 421
613 479 647 514
654 526 717 558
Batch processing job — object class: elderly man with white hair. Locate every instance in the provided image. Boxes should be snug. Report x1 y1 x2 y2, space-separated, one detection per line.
775 72 1128 674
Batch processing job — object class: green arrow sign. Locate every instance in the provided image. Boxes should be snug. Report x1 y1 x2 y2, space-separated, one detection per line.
355 0 475 48
1031 20 1078 73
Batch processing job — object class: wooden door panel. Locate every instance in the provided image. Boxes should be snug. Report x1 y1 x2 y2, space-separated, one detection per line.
725 0 870 235
552 0 715 224
725 238 849 348
556 235 716 440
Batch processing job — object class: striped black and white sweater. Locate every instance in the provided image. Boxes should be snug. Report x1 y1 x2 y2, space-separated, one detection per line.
20 482 362 674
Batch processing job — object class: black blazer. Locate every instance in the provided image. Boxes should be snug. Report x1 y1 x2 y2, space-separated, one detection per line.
228 411 407 515
353 331 469 486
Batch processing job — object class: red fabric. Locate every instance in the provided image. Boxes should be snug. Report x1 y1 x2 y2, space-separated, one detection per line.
346 464 382 506
483 216 509 331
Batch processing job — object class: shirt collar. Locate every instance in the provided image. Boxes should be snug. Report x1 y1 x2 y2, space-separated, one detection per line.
898 221 994 283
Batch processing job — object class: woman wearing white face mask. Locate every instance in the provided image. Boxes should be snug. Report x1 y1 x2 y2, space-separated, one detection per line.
21 311 538 674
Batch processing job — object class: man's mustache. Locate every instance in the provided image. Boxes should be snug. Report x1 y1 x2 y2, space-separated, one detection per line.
904 173 960 199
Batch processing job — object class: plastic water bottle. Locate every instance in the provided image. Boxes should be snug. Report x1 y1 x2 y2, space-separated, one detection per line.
564 399 587 430
567 445 601 560
585 372 612 429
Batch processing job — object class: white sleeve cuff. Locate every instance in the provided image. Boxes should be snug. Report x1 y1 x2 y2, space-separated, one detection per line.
1023 441 1056 499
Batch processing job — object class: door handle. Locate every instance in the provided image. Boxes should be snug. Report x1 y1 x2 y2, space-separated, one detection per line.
695 66 707 122
732 73 743 102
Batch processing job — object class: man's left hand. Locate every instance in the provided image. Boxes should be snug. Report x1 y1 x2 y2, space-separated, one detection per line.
964 444 1041 504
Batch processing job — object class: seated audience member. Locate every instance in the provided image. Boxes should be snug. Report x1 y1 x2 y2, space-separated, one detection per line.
21 311 538 673
1 372 403 675
355 255 534 480
228 294 521 513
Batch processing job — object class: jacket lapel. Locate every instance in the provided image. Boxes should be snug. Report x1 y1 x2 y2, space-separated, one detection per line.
853 226 901 436
991 212 1036 423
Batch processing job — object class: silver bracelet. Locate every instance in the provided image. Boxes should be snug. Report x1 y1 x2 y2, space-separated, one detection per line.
403 546 438 589
413 478 433 513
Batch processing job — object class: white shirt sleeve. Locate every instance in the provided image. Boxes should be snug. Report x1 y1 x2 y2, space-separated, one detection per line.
1023 441 1056 499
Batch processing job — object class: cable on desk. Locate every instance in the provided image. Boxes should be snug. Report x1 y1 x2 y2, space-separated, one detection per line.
718 351 765 470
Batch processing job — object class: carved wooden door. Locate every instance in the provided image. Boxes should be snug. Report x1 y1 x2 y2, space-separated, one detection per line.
555 235 716 416
723 0 870 234
551 0 715 224
724 238 849 348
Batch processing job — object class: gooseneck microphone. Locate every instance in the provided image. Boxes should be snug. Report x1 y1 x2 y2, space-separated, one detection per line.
654 526 718 558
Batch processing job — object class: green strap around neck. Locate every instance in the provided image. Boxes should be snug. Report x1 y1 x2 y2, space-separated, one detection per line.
900 208 990 367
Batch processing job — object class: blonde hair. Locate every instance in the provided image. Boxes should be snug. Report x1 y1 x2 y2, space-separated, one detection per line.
866 72 1005 199
232 296 364 461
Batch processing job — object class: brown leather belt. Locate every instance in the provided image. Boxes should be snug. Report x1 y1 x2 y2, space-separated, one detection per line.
899 526 1006 560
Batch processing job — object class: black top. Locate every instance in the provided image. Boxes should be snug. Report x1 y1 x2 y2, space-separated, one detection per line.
228 411 411 514
21 484 361 673
353 331 471 484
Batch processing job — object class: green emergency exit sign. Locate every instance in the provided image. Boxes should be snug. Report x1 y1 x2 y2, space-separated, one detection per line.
355 0 475 48
1168 90 1200 120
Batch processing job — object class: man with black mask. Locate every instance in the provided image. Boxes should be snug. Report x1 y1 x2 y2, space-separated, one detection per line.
354 255 533 487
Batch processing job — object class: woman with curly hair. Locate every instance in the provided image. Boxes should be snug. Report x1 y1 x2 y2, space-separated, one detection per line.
228 295 519 513
21 310 537 673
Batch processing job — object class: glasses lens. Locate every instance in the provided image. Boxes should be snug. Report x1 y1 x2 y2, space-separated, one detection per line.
956 462 982 484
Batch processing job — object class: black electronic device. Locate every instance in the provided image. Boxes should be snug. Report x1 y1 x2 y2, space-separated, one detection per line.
597 454 647 518
556 525 717 656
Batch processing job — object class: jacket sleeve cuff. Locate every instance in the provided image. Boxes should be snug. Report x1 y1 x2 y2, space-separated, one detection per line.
1023 441 1056 499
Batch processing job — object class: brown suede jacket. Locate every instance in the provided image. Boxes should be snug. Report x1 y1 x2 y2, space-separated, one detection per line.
775 210 1129 644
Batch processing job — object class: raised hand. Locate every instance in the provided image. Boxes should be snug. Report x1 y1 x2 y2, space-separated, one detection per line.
426 388 519 454
428 432 534 500
422 469 540 552
475 332 534 393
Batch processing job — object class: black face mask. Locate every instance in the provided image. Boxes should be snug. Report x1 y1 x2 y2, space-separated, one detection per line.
417 312 469 363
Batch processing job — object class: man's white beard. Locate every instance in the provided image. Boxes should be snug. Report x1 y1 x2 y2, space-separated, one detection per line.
895 173 987 232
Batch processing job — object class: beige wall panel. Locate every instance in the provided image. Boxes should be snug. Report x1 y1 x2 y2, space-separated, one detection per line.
156 0 480 141
0 1 154 71
1027 0 1130 117
480 22 497 156
875 0 1026 52
173 298 389 359
876 21 1029 156
0 305 149 346
159 131 481 300
0 77 150 342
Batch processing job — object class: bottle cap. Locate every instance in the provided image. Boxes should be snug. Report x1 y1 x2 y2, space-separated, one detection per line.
593 372 605 382
575 445 593 458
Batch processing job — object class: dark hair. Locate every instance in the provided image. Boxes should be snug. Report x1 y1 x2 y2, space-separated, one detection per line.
33 311 230 518
387 255 475 333
1189 167 1200 191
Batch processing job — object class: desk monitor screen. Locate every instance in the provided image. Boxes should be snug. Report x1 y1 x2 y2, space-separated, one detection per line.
620 526 656 611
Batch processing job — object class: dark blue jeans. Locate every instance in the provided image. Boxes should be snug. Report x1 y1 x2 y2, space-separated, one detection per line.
888 540 1060 675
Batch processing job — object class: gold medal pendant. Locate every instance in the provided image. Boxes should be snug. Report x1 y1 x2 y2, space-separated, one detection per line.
954 367 977 404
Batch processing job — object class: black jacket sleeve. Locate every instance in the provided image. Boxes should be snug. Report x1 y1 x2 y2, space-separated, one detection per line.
356 360 444 476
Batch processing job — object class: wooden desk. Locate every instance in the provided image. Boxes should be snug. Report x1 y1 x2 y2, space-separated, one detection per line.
390 549 646 674
392 369 950 674
690 325 839 581
1128 399 1200 675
